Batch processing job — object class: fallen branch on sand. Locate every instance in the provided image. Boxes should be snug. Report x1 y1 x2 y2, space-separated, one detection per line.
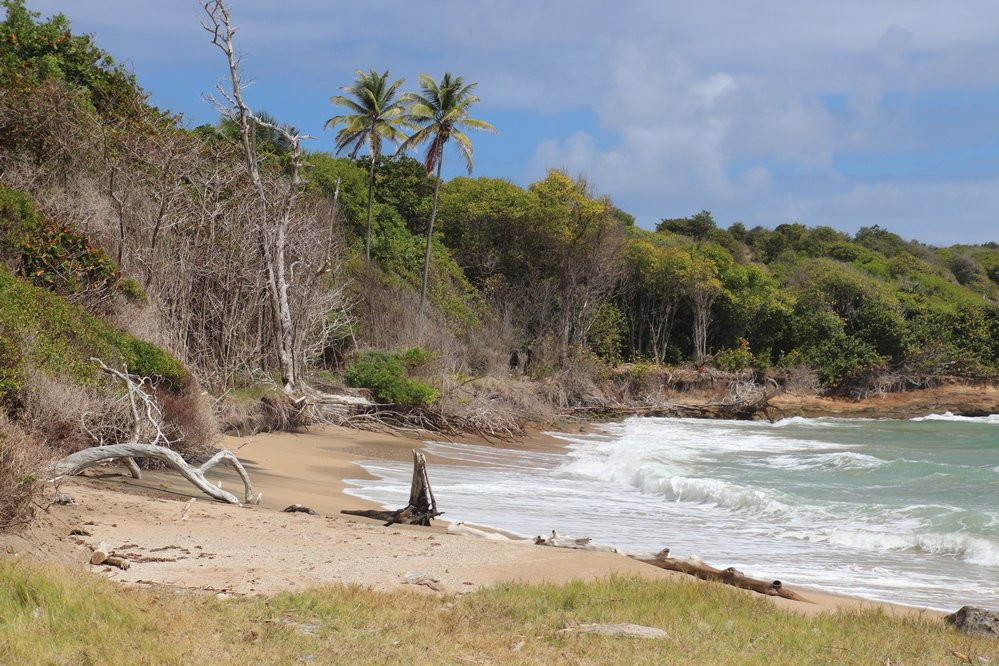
49 358 260 505
51 444 259 505
342 450 442 526
638 548 810 602
532 533 809 602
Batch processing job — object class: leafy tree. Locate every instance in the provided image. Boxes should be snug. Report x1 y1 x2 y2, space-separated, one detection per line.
399 72 496 314
366 155 436 233
686 254 722 363
657 210 717 240
620 233 691 363
326 69 411 261
0 0 138 115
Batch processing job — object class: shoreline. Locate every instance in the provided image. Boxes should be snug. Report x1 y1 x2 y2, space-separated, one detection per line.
4 421 976 620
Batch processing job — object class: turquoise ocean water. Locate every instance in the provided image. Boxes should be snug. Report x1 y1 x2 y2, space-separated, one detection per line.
346 413 998 611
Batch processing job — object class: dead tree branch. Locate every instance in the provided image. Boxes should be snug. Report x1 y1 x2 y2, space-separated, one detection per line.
50 443 258 505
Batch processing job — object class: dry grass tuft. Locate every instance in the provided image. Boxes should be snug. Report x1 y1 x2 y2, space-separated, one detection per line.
0 415 52 530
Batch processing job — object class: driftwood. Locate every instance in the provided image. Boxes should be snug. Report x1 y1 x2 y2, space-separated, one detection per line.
532 532 810 603
51 443 259 505
566 382 785 422
342 450 442 526
89 357 176 479
282 503 318 515
638 548 810 602
51 359 260 505
535 530 620 553
90 541 130 570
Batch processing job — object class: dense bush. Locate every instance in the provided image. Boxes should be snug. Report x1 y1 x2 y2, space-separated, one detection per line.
715 339 755 372
0 265 187 398
344 348 438 406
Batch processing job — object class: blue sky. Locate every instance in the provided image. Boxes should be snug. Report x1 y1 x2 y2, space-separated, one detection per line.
24 0 999 245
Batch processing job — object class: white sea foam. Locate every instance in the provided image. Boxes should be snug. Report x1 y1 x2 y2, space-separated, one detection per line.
911 412 999 423
818 529 999 567
348 416 999 611
762 451 887 471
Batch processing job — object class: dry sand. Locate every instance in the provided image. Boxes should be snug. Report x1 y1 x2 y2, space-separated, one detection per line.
2 425 942 618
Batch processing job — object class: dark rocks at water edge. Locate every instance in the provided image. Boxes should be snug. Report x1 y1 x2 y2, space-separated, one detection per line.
945 606 999 638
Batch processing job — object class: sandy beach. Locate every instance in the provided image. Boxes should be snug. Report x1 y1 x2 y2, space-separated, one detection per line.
1 425 945 619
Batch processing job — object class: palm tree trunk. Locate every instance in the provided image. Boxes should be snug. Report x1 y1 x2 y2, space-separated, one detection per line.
365 156 376 262
419 156 444 315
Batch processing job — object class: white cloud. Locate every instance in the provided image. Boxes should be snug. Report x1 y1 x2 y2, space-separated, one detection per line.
22 0 999 241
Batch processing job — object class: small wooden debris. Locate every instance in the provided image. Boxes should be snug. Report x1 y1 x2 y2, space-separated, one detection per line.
90 542 111 565
282 504 318 516
178 498 196 521
560 621 669 639
402 571 445 592
69 528 92 537
104 556 130 570
89 542 129 570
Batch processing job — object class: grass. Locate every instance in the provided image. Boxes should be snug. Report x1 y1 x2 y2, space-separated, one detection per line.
0 560 995 665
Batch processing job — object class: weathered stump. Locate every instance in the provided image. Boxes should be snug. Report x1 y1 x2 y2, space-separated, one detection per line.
342 450 442 526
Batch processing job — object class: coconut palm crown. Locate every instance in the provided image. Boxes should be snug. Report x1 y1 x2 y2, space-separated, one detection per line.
325 69 411 261
399 72 496 175
398 72 495 313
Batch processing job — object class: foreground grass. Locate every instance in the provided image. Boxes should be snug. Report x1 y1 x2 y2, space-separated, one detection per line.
0 560 995 665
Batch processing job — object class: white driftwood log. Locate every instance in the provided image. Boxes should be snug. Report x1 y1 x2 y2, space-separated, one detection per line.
51 443 259 505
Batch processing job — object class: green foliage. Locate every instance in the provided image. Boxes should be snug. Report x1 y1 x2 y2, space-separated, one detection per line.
715 339 755 372
368 203 482 328
344 348 438 406
0 265 187 399
304 153 369 226
0 0 139 115
586 302 626 364
0 187 119 296
656 210 717 240
369 156 437 233
803 334 884 388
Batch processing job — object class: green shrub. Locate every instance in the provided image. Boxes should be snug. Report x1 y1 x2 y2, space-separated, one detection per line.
803 335 884 389
0 265 187 398
344 349 437 406
714 338 755 372
0 187 120 297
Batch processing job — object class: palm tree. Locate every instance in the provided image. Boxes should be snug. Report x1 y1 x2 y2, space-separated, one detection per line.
325 69 410 261
399 72 496 313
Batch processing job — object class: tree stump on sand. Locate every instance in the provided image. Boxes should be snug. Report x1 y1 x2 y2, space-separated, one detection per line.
342 450 442 526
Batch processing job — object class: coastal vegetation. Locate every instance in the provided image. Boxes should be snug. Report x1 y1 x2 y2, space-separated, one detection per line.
1 561 995 664
0 3 996 660
1 0 997 518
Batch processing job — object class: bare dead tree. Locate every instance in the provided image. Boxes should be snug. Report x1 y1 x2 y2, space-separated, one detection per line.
202 0 312 392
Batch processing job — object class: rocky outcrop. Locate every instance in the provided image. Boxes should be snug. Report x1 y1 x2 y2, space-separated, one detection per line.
945 606 999 638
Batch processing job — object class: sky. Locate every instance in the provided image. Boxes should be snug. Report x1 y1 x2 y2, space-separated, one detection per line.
23 0 999 245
